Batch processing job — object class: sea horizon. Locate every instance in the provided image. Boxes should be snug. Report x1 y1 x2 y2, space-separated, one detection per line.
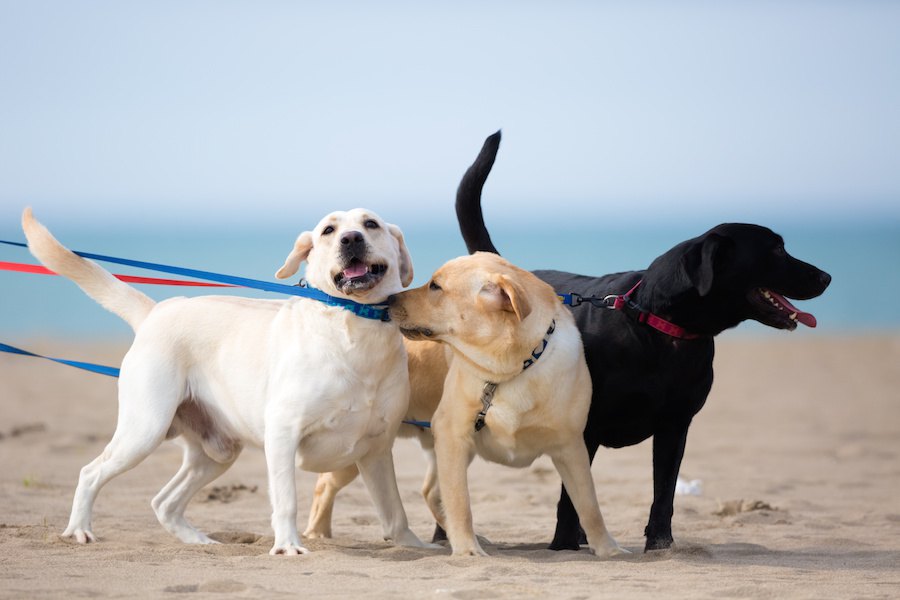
2 217 898 342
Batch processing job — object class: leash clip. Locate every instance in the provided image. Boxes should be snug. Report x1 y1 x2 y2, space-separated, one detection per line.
602 294 620 309
474 382 498 432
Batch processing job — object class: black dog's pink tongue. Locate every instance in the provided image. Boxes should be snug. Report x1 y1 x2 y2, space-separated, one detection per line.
770 290 817 328
343 262 368 279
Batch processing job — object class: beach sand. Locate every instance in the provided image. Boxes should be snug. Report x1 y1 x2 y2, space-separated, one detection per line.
2 335 898 599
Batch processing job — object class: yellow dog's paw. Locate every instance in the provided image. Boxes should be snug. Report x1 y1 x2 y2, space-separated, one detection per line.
302 528 331 540
451 544 489 557
591 538 631 558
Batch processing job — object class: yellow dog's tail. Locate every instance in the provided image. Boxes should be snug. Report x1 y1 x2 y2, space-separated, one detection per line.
21 208 155 332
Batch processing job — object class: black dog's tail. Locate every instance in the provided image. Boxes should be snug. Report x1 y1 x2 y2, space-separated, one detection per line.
455 130 502 255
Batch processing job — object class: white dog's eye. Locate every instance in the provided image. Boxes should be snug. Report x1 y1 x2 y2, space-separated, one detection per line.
364 219 379 229
322 225 335 235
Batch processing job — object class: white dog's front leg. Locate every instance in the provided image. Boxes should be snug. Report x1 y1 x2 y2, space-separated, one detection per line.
356 450 429 548
264 426 307 555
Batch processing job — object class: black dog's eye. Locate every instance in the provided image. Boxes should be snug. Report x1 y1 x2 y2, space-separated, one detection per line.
773 245 786 257
429 280 442 291
322 225 335 235
364 219 380 229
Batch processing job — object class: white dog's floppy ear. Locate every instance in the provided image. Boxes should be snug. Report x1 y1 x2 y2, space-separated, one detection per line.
275 231 314 279
387 223 414 287
481 274 532 321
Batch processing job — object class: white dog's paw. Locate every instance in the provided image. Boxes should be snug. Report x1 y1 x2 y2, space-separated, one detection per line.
62 527 96 544
269 542 310 556
184 532 220 545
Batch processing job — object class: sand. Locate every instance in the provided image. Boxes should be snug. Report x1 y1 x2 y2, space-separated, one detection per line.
1 335 899 599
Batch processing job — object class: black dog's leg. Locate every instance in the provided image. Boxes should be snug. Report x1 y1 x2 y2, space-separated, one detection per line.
548 437 601 550
549 485 582 550
644 423 690 551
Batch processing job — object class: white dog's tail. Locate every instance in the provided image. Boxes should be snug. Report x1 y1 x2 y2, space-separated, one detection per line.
22 208 156 332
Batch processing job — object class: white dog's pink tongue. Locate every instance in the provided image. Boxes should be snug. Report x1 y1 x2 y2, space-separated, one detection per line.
343 263 368 278
769 290 817 328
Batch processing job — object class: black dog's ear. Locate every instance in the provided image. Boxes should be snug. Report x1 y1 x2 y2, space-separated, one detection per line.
680 233 730 297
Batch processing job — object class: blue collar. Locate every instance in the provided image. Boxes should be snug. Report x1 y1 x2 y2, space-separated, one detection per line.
292 280 390 322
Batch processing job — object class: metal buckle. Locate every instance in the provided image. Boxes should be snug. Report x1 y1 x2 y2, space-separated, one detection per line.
475 382 498 432
602 294 620 309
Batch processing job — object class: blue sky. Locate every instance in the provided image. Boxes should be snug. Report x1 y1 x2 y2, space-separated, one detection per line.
1 1 898 230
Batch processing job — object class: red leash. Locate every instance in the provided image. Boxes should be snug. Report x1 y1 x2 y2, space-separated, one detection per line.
0 261 238 288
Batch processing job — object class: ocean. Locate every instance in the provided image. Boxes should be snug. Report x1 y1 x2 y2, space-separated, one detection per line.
1 220 898 342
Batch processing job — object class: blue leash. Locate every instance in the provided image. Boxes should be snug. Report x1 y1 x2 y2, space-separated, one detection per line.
0 342 120 377
0 239 390 322
0 238 427 422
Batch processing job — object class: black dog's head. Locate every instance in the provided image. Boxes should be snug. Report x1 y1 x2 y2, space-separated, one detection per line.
643 223 831 336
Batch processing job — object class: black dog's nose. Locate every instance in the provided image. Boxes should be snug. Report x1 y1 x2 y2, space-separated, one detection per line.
819 271 832 288
387 294 398 306
341 231 364 246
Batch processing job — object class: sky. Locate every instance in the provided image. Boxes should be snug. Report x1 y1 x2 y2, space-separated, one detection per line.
1 0 898 231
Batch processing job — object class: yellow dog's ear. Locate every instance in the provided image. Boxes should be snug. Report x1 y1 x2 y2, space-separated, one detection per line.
387 223 414 287
275 231 313 279
480 274 531 321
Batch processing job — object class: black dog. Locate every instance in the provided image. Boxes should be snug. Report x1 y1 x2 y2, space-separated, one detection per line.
454 131 831 552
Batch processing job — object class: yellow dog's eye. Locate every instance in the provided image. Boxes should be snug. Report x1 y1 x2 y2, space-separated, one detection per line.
322 226 335 235
429 280 441 291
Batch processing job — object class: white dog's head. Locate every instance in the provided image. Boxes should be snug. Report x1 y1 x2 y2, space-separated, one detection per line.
275 209 413 302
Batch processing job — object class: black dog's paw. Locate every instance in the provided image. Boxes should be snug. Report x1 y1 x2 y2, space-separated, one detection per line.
431 524 448 544
548 537 582 551
644 535 674 552
548 524 587 551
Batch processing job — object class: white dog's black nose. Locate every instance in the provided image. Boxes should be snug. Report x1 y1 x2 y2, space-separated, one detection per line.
341 231 365 246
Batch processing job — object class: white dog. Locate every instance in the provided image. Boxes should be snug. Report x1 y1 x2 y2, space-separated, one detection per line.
22 207 427 555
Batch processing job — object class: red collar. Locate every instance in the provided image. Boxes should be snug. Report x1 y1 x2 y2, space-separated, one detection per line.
608 280 701 340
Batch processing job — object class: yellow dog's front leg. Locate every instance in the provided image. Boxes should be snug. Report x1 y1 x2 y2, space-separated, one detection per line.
433 417 484 557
